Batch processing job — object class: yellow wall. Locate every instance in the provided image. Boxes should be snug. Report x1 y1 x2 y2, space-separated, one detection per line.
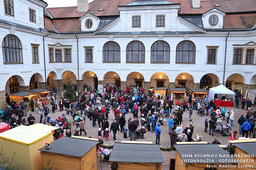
235 147 256 170
175 152 186 170
81 145 97 170
29 134 54 170
41 152 81 170
0 139 31 170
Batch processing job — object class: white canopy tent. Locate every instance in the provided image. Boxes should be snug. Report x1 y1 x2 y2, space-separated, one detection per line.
208 85 235 101
245 89 256 104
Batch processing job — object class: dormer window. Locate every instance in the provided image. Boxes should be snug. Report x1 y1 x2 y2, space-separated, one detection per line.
209 15 218 26
85 19 93 29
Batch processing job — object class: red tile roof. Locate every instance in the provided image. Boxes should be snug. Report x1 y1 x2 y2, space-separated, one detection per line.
224 13 256 29
47 6 87 19
53 19 81 32
44 17 55 32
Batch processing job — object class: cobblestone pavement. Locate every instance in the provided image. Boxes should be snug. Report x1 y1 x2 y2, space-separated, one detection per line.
26 105 249 169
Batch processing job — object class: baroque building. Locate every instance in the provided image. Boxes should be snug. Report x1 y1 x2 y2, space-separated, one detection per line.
0 0 256 106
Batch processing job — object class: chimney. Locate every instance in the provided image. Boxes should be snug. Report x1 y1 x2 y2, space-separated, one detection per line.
192 0 200 8
77 0 89 12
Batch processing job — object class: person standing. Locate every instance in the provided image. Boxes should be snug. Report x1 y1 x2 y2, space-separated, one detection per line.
169 127 177 147
177 108 183 125
155 123 162 144
189 106 193 121
241 97 246 110
242 119 251 138
168 116 174 131
238 115 246 135
209 119 216 136
79 117 87 136
246 98 252 110
229 110 235 126
30 99 34 112
110 119 119 141
230 131 237 140
59 99 64 111
130 120 137 141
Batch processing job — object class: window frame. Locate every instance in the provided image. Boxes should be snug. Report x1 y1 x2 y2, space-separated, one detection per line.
126 40 145 63
49 48 54 63
2 34 23 64
132 16 141 28
64 48 72 63
103 41 120 63
151 40 170 63
245 48 255 64
84 46 94 63
55 49 62 63
85 19 93 29
206 46 218 64
31 44 39 64
233 48 243 65
29 8 36 23
156 15 165 28
176 40 196 64
4 0 14 16
209 15 218 26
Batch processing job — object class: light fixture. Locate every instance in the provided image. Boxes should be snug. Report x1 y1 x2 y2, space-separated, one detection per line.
114 74 117 76
159 76 162 79
91 73 94 77
182 75 184 79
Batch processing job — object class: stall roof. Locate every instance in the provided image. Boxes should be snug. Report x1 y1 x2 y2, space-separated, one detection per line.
0 125 53 145
175 144 237 164
39 137 98 157
233 142 256 158
30 124 59 133
28 89 49 93
9 92 34 97
153 87 167 90
109 143 164 163
170 88 186 92
191 89 208 92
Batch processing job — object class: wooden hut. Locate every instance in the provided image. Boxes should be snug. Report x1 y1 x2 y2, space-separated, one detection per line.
231 139 256 169
170 88 187 104
28 89 50 106
109 142 164 170
0 124 57 170
174 143 237 170
191 89 208 100
39 137 98 170
153 87 167 97
9 92 35 105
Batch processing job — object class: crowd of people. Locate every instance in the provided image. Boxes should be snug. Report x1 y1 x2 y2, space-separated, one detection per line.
1 84 256 147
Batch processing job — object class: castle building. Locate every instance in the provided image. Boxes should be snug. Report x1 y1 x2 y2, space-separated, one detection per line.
0 0 256 105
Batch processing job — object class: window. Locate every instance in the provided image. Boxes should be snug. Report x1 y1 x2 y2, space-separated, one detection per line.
29 9 36 23
156 15 165 27
209 15 218 26
55 49 62 62
4 0 14 16
176 40 196 63
49 48 54 62
132 16 140 28
64 49 71 62
2 34 23 64
207 47 218 64
233 48 243 64
85 19 93 29
32 44 39 63
84 47 93 63
246 49 254 64
103 41 120 63
151 40 170 63
126 41 145 63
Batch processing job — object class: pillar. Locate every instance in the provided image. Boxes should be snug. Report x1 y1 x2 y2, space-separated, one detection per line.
53 80 63 98
121 81 126 91
169 82 175 89
77 80 83 92
0 90 6 108
144 82 150 95
39 82 47 89
98 80 103 91
194 83 200 89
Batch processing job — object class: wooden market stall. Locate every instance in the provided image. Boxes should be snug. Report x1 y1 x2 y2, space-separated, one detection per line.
153 87 167 97
191 89 208 100
170 88 187 104
9 92 35 105
174 143 237 170
28 89 50 106
0 124 57 170
231 139 256 170
39 137 98 170
109 142 164 170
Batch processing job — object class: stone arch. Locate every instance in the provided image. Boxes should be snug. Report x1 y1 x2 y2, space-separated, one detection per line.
82 71 98 90
175 73 194 89
5 75 25 94
150 72 169 88
250 74 256 85
47 71 58 88
200 73 220 89
29 73 44 89
126 72 145 88
103 71 121 88
226 73 244 91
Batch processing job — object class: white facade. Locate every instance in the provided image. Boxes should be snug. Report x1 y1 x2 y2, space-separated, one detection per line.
0 0 256 105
